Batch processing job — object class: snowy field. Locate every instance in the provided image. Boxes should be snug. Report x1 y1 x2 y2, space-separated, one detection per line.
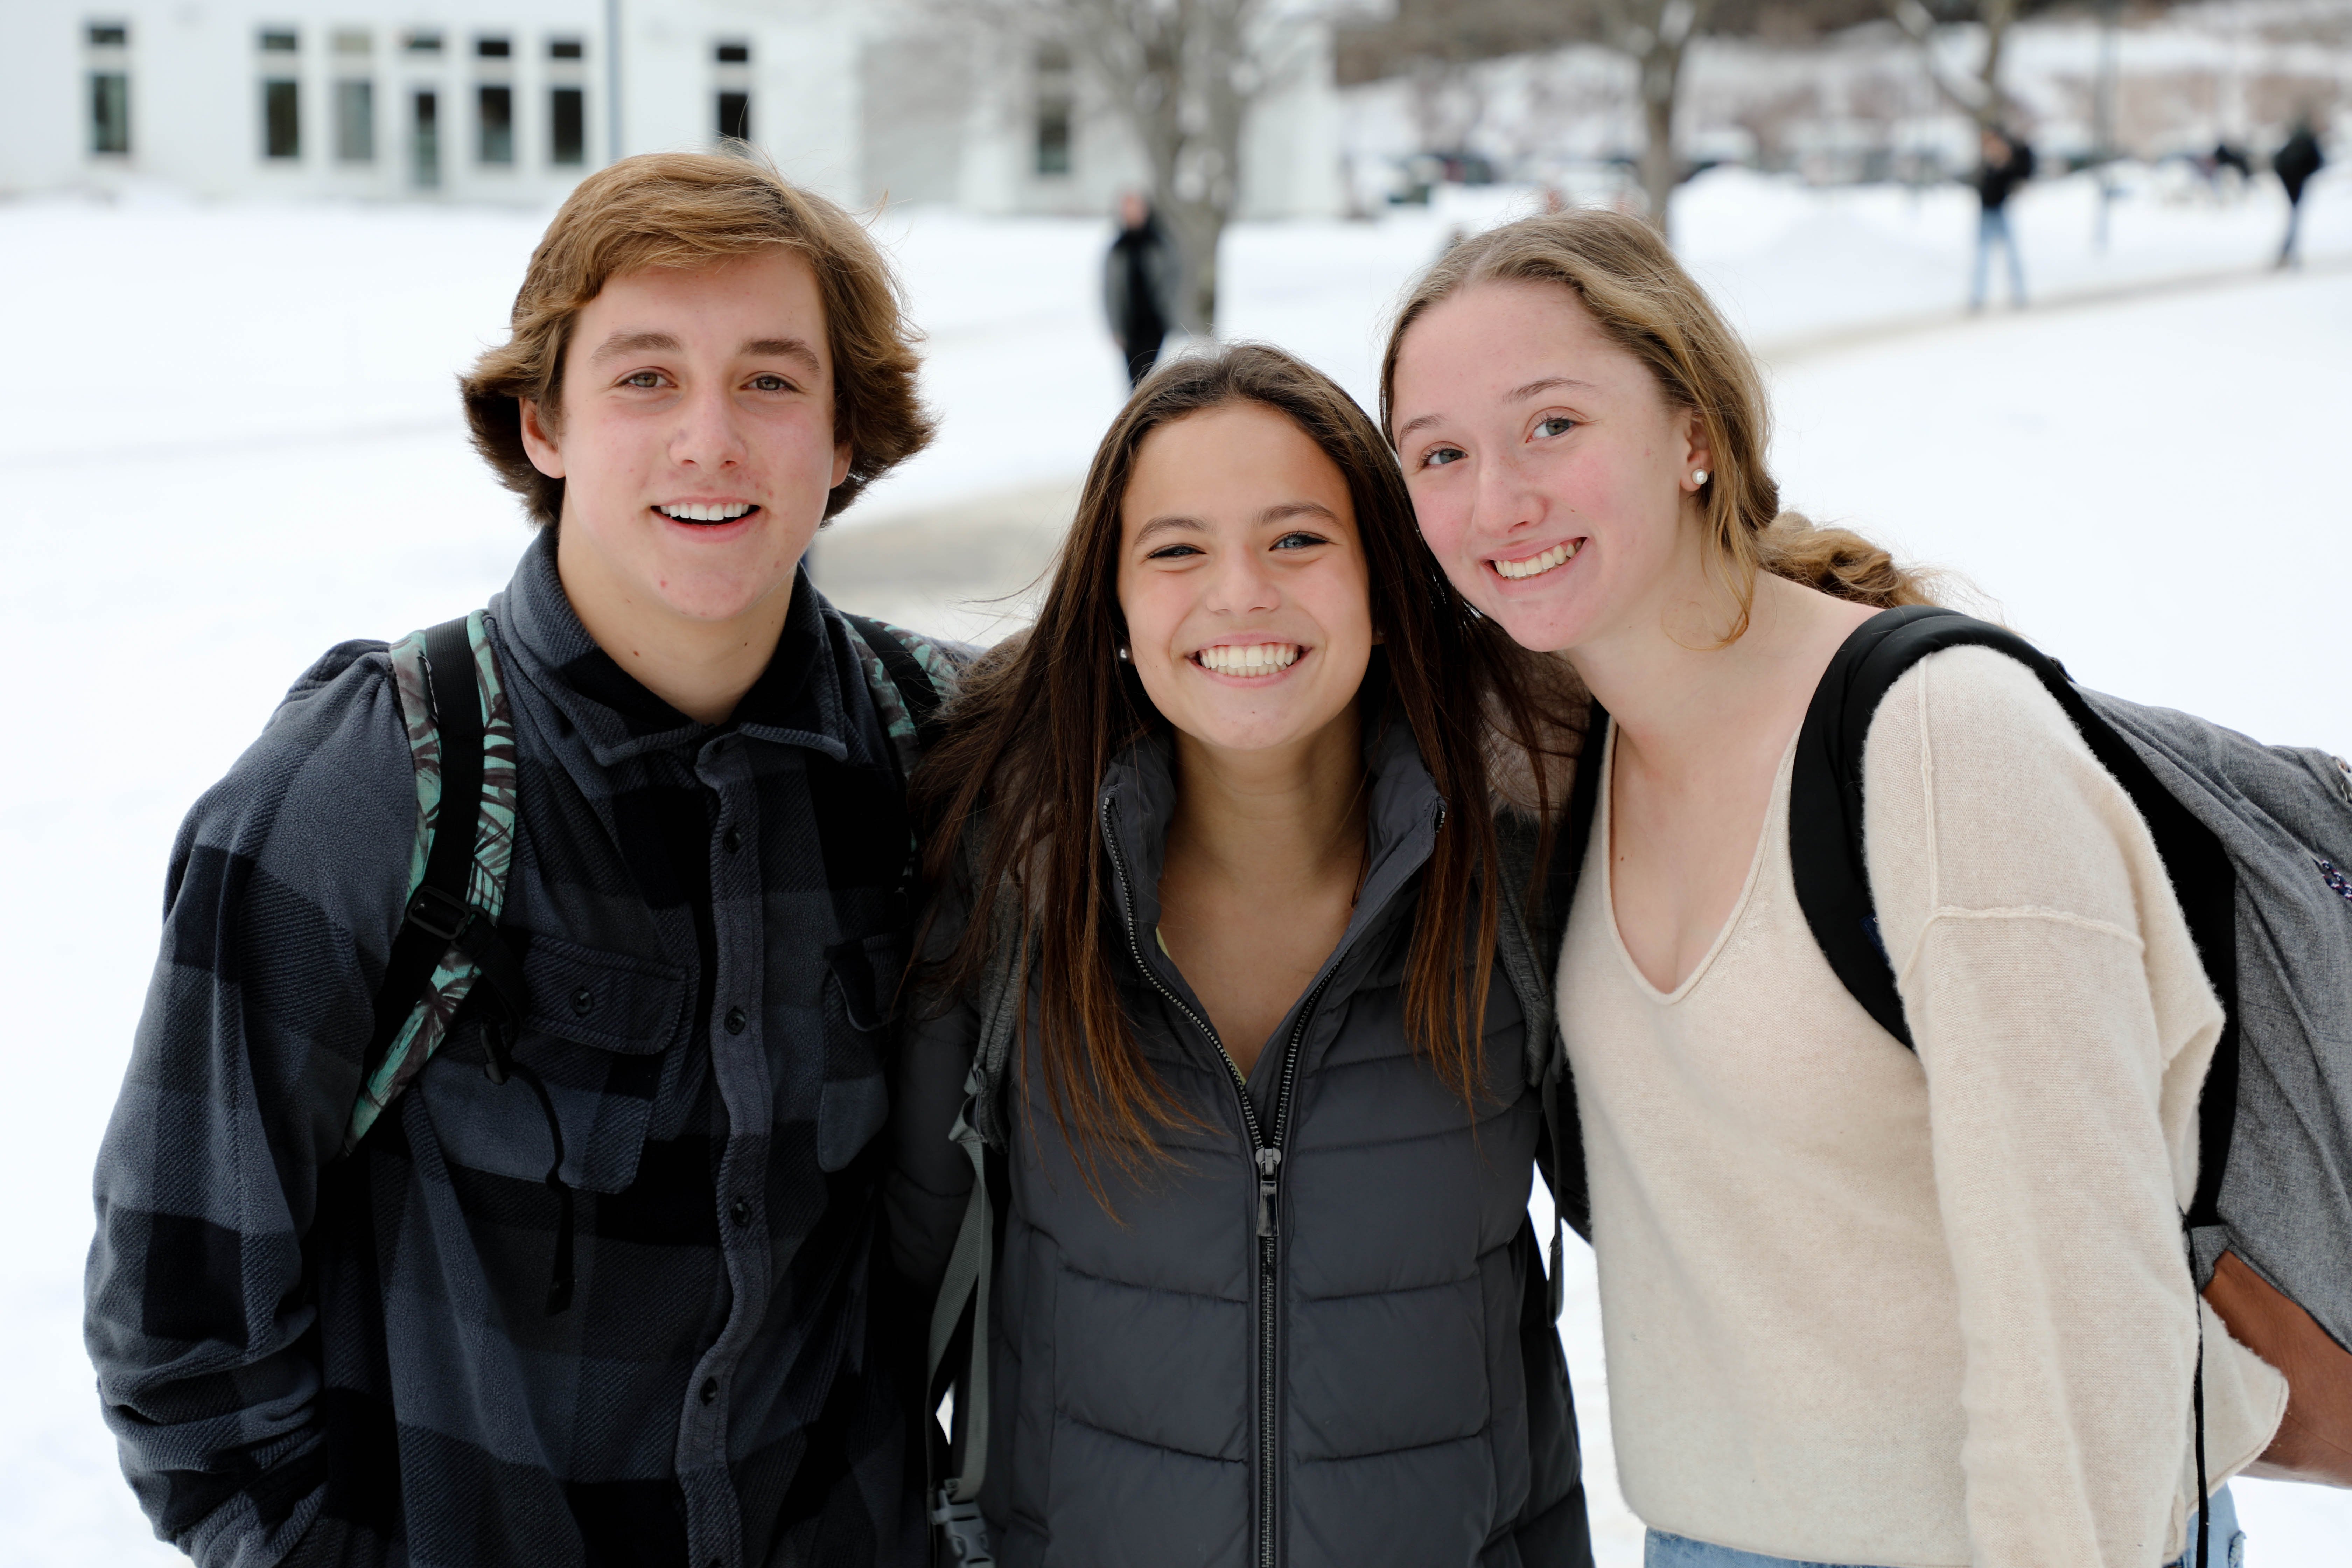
4 166 2350 1565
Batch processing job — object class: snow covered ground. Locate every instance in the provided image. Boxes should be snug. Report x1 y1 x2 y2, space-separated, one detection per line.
3 167 2348 1565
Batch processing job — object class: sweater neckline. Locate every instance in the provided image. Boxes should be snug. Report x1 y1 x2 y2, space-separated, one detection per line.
1598 723 1800 1006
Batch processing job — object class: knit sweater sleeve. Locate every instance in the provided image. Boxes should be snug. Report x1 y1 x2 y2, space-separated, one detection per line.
1859 645 2280 1566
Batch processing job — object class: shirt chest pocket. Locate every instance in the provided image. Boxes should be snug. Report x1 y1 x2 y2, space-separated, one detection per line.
421 933 692 1195
817 932 902 1171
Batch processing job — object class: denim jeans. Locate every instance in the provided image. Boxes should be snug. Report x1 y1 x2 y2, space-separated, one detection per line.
1642 1484 2244 1567
1970 206 2027 309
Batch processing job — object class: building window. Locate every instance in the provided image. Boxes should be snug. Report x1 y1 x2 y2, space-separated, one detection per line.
476 35 511 59
412 89 439 187
1035 44 1073 176
478 84 513 164
259 28 297 53
91 72 131 154
262 79 300 158
715 40 750 63
336 80 374 161
404 30 442 55
717 91 751 142
1036 102 1071 175
86 22 131 155
332 27 370 57
550 87 584 165
550 37 583 60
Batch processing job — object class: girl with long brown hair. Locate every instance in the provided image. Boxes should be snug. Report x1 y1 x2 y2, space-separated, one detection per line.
1381 210 2287 1568
887 343 1591 1567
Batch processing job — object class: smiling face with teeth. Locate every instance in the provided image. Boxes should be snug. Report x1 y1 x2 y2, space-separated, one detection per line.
1116 402 1374 761
1389 278 1713 656
517 250 850 710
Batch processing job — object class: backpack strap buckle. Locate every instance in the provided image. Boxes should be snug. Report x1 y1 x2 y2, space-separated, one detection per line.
929 1488 994 1565
405 881 473 942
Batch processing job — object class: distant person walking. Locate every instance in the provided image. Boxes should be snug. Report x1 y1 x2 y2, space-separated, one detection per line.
1970 125 2034 310
1104 189 1180 387
2274 119 2326 268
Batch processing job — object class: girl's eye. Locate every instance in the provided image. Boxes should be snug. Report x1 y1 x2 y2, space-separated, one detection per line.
623 371 664 389
1147 543 1203 560
1422 445 1466 469
1535 416 1575 439
1271 531 1327 551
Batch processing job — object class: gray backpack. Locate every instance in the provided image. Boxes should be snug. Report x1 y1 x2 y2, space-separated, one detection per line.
1732 606 2352 1514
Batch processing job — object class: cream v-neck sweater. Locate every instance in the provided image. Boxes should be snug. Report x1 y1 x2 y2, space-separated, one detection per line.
1560 646 2286 1568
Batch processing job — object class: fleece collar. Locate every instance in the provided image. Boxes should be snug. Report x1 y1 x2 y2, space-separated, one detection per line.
490 528 874 769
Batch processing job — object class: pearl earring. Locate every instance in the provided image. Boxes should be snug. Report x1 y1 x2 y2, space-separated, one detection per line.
1692 469 1710 486
1116 646 1131 662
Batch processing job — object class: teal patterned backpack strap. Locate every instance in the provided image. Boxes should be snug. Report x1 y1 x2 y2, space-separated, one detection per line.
344 611 522 1154
845 613 962 784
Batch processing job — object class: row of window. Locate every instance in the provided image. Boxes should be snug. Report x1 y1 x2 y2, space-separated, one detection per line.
253 79 591 170
91 24 1090 185
257 26 591 60
87 72 751 174
81 18 758 170
85 20 752 63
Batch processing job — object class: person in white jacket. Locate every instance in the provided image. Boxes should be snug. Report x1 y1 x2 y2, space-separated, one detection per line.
1378 208 2288 1568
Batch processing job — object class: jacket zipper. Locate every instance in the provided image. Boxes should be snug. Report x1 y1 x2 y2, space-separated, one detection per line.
1102 800 1327 1568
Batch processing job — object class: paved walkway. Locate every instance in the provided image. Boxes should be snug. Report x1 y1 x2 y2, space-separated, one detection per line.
812 478 1081 645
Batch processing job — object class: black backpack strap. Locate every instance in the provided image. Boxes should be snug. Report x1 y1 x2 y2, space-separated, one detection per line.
845 612 947 759
366 622 492 1068
349 615 564 1308
1788 605 2240 1226
356 618 528 1129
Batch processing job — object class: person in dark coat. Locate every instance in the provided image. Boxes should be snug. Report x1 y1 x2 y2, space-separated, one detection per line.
1104 189 1182 387
890 344 1593 1568
1970 125 2035 310
2274 119 2326 267
84 153 956 1568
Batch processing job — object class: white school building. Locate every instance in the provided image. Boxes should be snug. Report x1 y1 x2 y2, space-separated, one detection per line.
0 0 1344 219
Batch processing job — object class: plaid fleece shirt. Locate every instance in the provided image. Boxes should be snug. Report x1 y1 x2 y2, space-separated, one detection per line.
87 533 939 1568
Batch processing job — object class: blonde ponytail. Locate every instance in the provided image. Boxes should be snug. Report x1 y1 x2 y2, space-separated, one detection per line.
1755 512 1943 610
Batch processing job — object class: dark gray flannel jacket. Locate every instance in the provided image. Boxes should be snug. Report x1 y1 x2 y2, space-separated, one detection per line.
87 533 939 1568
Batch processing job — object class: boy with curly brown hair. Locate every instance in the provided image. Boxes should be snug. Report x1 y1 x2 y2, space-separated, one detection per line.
87 152 955 1568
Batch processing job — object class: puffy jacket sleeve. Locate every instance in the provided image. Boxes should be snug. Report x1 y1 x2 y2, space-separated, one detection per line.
886 886 985 1304
83 646 415 1568
1861 646 2283 1567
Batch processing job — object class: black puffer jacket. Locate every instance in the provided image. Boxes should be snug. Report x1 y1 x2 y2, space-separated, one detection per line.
1973 140 2036 210
2275 127 2324 202
889 720 1591 1568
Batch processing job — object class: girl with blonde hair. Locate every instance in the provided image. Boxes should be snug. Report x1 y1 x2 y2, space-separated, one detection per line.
1380 210 2287 1568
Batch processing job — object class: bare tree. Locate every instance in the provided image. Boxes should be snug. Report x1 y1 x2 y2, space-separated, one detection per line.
1889 0 2021 129
1076 0 1260 334
1592 0 1715 237
955 0 1296 334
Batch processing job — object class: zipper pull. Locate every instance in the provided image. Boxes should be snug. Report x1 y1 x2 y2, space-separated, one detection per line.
1255 1147 1283 1238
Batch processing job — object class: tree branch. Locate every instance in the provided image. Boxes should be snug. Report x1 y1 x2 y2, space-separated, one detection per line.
1889 0 2008 127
